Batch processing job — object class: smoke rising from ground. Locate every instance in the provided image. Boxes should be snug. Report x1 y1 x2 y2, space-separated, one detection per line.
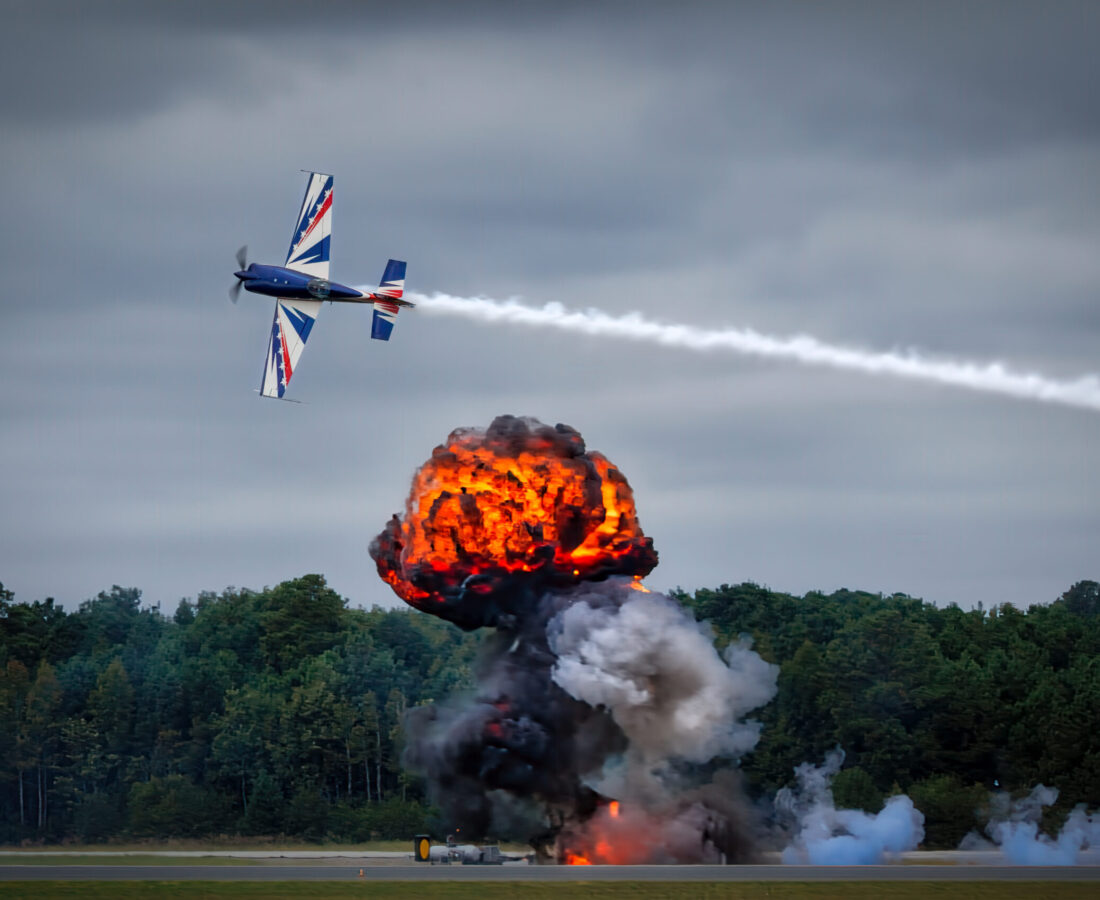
399 577 778 863
961 785 1100 865
551 583 778 862
407 292 1100 414
776 749 925 865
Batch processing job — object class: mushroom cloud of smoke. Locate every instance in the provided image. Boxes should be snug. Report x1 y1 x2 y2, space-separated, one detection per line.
370 415 779 863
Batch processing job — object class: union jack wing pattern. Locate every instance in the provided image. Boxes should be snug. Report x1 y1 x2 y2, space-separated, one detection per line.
260 299 323 398
371 259 406 341
285 172 333 280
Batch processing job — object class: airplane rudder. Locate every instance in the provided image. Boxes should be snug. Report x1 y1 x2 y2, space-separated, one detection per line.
381 259 406 286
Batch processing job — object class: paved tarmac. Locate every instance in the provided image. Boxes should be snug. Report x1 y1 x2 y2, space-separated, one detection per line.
2 864 1099 881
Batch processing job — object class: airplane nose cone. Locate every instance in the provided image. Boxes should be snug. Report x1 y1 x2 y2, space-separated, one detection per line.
234 270 250 280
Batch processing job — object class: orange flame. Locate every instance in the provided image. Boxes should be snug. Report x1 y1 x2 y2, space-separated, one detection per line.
609 800 621 818
372 417 657 627
564 852 592 865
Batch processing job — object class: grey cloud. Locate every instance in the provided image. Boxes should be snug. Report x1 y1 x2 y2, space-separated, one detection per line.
0 2 1095 614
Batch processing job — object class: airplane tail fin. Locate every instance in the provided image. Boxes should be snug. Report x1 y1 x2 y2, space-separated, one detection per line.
375 259 406 301
370 259 408 341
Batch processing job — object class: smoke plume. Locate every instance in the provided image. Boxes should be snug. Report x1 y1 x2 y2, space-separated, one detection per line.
776 749 925 865
406 292 1100 414
961 785 1100 865
371 415 778 863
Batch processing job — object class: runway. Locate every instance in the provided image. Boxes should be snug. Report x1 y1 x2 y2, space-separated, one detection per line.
2 864 1099 881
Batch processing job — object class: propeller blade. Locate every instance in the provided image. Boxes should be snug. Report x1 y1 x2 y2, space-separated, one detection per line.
229 280 242 304
235 245 248 270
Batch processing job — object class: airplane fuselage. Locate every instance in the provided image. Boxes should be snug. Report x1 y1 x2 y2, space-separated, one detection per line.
234 263 368 303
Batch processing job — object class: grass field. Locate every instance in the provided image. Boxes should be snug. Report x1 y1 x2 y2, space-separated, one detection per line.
0 884 1097 899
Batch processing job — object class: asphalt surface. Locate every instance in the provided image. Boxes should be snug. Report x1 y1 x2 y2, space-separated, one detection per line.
2 864 1099 881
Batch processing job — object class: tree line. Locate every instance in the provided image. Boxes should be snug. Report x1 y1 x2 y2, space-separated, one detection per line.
675 579 1100 846
0 574 1096 847
0 575 479 843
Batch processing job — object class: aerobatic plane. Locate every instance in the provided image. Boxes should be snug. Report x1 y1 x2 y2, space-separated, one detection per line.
230 171 413 399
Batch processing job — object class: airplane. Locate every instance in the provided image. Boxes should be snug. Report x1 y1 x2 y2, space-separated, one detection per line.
230 171 413 399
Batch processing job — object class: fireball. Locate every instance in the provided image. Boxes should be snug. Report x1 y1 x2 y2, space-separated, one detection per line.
371 415 657 629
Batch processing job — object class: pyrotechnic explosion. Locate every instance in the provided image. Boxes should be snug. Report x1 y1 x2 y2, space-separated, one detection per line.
371 415 778 863
372 415 657 631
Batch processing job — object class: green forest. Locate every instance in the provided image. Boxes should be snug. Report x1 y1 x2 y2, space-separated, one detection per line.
0 575 1097 849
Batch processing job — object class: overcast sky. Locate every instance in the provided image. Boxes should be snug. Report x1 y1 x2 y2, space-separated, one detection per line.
1 1 1096 614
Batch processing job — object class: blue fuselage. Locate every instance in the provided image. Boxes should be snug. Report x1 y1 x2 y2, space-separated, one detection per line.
234 263 365 302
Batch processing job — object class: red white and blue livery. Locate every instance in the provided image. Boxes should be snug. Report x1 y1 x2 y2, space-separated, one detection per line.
231 171 413 399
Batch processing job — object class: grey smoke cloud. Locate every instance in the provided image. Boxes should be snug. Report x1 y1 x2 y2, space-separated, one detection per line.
549 590 777 764
962 785 1100 865
777 748 925 865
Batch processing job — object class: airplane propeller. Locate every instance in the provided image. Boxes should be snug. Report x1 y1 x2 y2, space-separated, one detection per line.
229 245 248 303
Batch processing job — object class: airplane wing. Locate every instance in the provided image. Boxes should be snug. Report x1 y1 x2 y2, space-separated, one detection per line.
285 172 333 280
259 298 323 399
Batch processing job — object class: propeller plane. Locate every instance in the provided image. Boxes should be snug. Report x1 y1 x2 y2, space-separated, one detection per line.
231 171 412 399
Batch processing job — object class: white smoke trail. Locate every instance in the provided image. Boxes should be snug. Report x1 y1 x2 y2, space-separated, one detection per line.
406 292 1100 414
